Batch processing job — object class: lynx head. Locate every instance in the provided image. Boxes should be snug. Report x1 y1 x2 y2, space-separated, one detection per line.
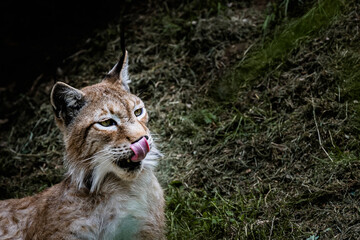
50 51 161 192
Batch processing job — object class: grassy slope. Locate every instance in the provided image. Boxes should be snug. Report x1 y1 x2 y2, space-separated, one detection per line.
160 1 360 239
1 0 360 239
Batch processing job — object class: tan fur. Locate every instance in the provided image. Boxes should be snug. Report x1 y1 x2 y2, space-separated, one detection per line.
0 53 165 240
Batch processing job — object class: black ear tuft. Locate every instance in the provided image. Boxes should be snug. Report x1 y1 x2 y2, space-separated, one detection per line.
103 27 131 91
50 82 86 126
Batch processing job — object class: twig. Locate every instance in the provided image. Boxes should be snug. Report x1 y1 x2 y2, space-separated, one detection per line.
239 43 255 64
311 97 333 162
328 130 335 148
269 216 275 240
264 186 273 207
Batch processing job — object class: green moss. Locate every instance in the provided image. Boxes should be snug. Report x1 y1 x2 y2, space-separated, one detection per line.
166 185 303 239
217 0 344 100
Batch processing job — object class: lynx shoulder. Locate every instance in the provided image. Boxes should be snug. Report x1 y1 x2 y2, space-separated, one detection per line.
0 50 165 240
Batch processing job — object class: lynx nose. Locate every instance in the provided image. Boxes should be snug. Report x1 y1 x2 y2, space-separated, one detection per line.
132 135 148 143
130 136 150 162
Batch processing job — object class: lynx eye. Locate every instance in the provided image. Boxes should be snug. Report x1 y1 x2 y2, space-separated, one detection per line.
98 119 117 127
134 108 143 117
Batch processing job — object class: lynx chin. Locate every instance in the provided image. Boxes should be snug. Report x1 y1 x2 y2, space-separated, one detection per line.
0 50 165 240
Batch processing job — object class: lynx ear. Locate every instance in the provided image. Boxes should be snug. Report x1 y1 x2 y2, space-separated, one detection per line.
50 82 86 126
104 50 131 92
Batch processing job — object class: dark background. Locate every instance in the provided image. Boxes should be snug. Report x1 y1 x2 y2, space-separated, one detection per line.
0 1 131 94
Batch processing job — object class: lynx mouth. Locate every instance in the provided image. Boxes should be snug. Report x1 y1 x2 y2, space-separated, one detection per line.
113 137 150 171
115 157 141 171
130 137 150 162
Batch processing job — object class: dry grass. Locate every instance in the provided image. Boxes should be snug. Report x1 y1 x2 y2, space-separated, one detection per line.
1 0 360 239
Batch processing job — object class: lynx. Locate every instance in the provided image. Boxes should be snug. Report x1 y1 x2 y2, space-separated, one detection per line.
0 50 165 239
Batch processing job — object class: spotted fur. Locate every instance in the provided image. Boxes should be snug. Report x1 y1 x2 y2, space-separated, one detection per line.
0 51 165 240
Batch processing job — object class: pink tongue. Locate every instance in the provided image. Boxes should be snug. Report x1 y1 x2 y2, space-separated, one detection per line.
130 137 150 162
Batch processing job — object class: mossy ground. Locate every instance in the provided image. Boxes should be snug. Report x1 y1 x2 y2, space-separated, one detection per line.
1 0 360 239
